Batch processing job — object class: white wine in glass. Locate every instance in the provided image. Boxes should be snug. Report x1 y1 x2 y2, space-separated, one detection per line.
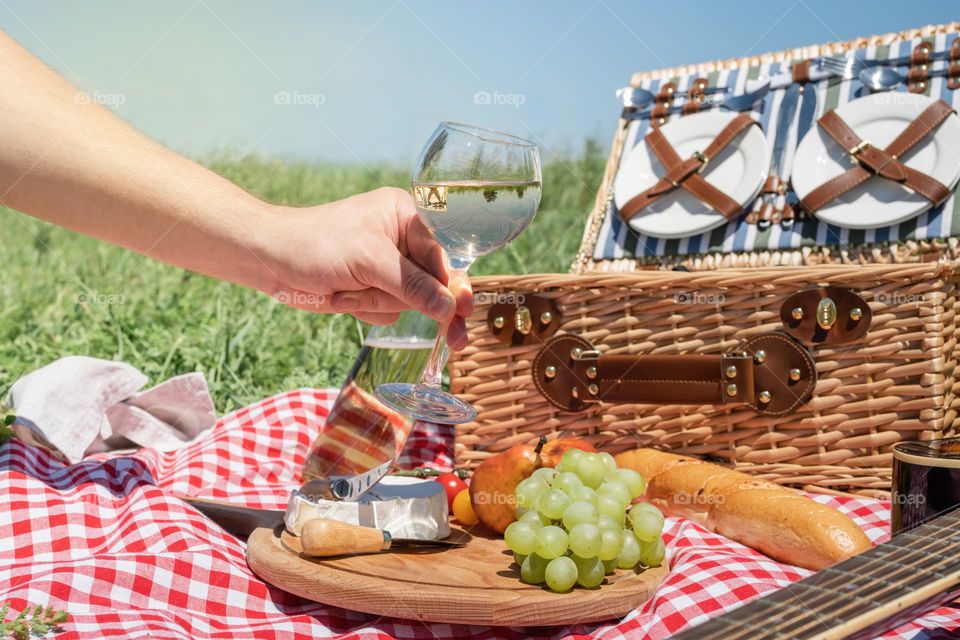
376 122 541 424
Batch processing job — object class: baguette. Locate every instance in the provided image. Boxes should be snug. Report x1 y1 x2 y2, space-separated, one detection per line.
615 448 872 570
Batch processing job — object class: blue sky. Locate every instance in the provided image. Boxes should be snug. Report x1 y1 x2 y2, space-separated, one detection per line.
2 1 956 166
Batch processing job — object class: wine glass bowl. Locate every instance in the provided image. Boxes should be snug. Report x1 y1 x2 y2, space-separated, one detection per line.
375 122 541 424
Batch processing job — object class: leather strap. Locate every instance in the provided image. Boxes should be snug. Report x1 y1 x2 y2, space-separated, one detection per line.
909 42 932 94
949 38 960 91
619 113 758 221
799 99 954 215
650 82 677 130
791 59 812 84
683 78 709 115
578 352 755 405
532 332 817 417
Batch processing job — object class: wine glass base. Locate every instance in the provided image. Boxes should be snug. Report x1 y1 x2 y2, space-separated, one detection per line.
375 383 478 425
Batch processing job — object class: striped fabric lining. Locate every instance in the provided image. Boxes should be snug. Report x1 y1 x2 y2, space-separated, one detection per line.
593 31 960 262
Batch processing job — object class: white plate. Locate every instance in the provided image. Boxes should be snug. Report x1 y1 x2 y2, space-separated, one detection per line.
613 111 767 239
792 93 960 229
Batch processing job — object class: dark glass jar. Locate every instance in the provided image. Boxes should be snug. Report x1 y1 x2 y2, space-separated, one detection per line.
891 438 960 535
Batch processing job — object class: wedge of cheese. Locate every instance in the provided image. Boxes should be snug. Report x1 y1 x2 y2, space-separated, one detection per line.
284 475 450 540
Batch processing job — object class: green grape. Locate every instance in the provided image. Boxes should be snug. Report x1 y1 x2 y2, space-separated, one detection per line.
639 535 666 567
602 558 618 575
629 503 665 542
597 514 621 531
597 480 632 510
599 452 618 476
569 486 599 507
597 494 626 525
534 525 569 560
531 467 558 484
597 527 623 561
553 471 584 495
537 489 571 520
515 477 550 510
545 556 578 592
557 448 585 473
561 500 599 529
521 553 549 584
616 528 642 569
575 452 607 489
514 552 527 566
574 554 605 588
504 521 538 556
519 509 550 528
568 522 602 558
615 468 646 498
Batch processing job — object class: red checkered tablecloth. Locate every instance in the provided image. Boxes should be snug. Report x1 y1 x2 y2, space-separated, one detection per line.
1 388 958 639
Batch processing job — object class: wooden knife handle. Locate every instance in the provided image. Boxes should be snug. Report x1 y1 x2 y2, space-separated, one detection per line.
300 518 389 557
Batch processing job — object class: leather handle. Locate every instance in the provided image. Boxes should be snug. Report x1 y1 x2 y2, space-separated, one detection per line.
579 352 755 405
532 332 816 417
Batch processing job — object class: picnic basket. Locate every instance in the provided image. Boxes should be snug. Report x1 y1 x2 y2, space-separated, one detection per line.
449 22 960 499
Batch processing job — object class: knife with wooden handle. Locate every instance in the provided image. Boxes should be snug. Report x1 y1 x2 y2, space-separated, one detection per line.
283 518 463 557
180 497 465 556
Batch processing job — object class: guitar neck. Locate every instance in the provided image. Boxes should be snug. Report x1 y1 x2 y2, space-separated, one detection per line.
672 508 960 640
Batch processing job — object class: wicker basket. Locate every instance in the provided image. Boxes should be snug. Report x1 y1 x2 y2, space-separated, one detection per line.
451 263 960 498
448 24 960 498
575 21 960 273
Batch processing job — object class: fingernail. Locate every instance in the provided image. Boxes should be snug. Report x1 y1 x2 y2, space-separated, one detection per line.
429 291 455 319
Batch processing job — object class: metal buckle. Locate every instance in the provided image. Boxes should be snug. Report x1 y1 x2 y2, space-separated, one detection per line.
848 140 872 160
575 349 601 361
693 150 710 173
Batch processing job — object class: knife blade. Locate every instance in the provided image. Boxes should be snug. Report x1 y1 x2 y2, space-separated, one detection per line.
298 457 396 502
181 496 283 540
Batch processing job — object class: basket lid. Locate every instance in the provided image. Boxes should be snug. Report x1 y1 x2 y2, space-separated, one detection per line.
574 22 960 273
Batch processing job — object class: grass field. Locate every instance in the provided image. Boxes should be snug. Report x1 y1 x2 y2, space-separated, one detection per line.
0 141 605 413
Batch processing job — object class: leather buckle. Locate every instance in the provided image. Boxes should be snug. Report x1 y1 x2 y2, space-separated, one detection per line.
693 150 709 173
848 140 871 158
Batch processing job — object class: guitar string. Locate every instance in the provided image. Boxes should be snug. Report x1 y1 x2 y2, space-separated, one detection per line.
712 522 960 640
709 553 960 640
704 512 960 640
711 519 960 640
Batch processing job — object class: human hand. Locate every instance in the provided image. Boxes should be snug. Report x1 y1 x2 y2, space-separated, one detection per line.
259 187 473 350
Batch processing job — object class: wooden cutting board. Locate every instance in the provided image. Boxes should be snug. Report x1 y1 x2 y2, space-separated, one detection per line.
246 525 667 627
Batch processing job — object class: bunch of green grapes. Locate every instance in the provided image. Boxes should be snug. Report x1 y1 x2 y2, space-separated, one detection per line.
504 449 666 593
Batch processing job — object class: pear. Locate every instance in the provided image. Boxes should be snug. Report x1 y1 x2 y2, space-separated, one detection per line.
539 437 596 468
469 436 546 533
469 436 597 533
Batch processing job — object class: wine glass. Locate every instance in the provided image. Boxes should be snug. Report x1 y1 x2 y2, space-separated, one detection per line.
375 122 541 424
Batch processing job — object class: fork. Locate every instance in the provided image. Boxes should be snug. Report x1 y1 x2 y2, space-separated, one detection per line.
816 50 951 79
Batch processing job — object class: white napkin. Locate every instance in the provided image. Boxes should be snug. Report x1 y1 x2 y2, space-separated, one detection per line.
7 356 217 464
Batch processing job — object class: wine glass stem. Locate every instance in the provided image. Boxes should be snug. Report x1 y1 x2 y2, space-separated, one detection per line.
417 262 470 389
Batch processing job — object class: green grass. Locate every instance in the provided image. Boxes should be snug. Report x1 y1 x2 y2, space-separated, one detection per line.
0 140 605 413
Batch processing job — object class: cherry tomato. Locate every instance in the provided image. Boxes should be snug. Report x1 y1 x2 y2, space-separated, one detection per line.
436 472 467 509
452 489 478 525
